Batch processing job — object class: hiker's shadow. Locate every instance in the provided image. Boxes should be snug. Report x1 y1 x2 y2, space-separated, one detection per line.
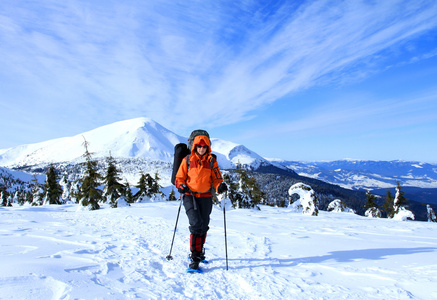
206 247 437 271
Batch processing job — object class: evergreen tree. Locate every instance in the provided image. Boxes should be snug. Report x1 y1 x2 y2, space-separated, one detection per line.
103 154 124 207
133 172 163 202
31 175 44 206
382 190 394 218
168 189 177 201
69 181 81 204
151 173 162 195
25 190 33 204
223 166 264 209
1 186 9 206
392 181 414 221
364 190 382 218
16 191 26 206
223 173 238 207
44 164 62 205
364 191 377 210
121 180 134 203
78 138 102 210
393 181 409 214
427 204 437 222
134 172 149 202
60 173 72 202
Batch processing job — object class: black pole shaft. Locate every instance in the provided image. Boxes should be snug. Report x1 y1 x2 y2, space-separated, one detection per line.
223 194 229 270
166 195 183 261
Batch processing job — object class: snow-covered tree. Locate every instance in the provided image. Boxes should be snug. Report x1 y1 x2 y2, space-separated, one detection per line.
327 199 355 213
134 172 165 202
15 191 26 206
121 180 134 203
25 190 33 204
103 154 124 207
1 186 10 206
364 190 382 218
43 164 62 205
60 173 72 203
392 182 414 221
31 175 44 206
426 204 436 223
77 138 102 210
222 167 264 209
168 189 177 201
288 183 318 216
382 190 395 218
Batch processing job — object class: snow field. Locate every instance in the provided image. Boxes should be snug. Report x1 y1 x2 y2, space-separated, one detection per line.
1 203 437 299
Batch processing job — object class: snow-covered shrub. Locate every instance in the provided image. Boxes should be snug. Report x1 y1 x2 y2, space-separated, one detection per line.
327 199 355 213
288 183 318 216
426 205 436 222
392 207 415 221
392 182 414 221
365 207 382 218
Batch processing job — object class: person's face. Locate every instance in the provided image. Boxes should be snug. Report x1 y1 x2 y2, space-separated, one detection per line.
196 145 208 156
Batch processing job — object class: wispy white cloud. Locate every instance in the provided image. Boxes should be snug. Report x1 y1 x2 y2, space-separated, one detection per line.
1 0 437 146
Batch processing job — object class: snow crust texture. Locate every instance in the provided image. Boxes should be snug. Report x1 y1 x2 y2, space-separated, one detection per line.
1 203 437 299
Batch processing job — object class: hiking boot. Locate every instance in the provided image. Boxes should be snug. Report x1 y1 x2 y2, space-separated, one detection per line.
189 259 200 270
189 252 201 270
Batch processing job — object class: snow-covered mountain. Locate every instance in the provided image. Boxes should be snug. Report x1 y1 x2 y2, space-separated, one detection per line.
0 118 185 166
270 159 437 190
0 117 272 171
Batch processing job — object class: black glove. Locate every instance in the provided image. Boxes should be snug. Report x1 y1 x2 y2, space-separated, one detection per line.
217 182 228 194
178 184 189 194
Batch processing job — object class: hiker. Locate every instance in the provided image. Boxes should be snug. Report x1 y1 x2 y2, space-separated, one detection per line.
175 132 227 270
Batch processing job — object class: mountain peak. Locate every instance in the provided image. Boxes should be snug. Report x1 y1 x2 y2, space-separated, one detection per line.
0 117 271 170
0 118 186 167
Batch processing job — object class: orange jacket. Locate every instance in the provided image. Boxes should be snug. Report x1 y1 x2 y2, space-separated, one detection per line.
175 135 223 197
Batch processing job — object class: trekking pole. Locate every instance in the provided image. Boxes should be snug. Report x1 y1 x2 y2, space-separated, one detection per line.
166 194 183 261
223 192 229 270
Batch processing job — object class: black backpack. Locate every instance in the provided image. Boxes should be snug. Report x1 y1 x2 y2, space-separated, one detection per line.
171 130 216 186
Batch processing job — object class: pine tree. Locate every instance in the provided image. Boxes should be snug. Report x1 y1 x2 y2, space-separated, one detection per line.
393 181 409 214
134 172 149 202
103 154 124 207
78 138 102 210
44 164 62 205
1 186 9 206
364 191 382 218
121 180 134 203
31 175 44 206
224 166 264 209
25 190 33 204
16 191 26 206
364 191 377 210
382 190 394 218
60 173 72 202
168 189 177 201
151 173 162 195
427 204 437 222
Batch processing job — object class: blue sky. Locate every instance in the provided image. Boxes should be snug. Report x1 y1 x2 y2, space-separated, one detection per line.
1 0 437 162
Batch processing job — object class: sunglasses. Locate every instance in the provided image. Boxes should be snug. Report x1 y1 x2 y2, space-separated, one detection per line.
196 145 208 149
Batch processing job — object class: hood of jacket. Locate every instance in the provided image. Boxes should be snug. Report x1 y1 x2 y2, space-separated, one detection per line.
190 135 211 157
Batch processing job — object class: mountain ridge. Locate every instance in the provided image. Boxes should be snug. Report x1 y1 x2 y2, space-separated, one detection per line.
0 117 273 171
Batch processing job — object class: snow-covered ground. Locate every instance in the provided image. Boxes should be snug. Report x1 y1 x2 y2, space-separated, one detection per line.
1 203 437 299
